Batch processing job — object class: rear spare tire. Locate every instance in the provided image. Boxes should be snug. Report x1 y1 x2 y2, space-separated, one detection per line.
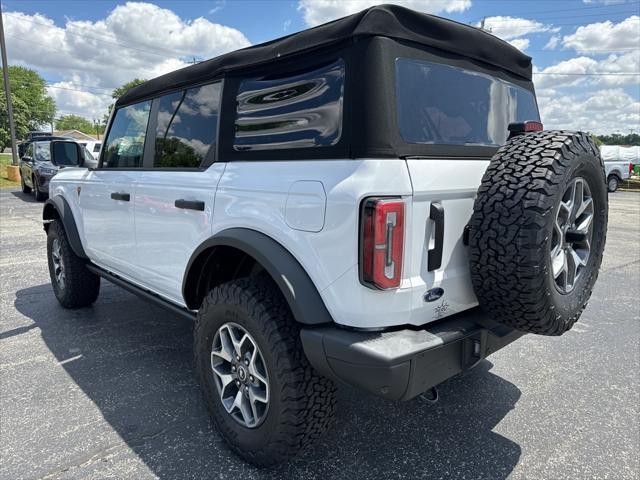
469 131 607 335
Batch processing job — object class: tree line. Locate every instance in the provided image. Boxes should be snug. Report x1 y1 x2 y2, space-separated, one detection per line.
1 66 145 150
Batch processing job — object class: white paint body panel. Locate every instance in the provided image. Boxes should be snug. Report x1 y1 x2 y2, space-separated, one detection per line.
78 170 141 279
49 156 486 329
134 164 226 302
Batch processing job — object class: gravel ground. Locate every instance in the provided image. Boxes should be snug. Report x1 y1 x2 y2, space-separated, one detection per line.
1 188 638 480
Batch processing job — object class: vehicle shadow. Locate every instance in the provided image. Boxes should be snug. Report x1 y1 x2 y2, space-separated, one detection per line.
10 190 40 203
13 284 522 480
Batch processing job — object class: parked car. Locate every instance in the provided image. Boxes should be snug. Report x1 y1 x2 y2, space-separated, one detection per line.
77 140 102 160
600 145 637 192
20 139 97 201
18 135 68 158
42 5 608 467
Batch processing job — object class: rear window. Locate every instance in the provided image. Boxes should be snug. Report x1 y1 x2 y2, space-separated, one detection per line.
154 82 221 168
396 58 539 147
234 59 344 151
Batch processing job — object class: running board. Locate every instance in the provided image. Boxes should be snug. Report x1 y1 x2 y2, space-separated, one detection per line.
86 264 197 321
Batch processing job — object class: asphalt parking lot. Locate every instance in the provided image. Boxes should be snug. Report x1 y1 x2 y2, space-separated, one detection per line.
1 188 638 480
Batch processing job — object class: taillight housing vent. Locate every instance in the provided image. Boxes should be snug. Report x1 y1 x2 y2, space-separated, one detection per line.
359 197 405 290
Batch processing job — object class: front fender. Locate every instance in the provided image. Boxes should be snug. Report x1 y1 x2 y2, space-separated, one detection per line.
43 196 88 260
183 228 333 325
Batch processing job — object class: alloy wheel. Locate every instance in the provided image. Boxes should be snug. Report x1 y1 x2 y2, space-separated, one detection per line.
210 322 269 428
51 238 66 290
551 177 594 294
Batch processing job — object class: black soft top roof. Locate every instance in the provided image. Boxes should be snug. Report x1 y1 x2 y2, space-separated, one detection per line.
117 4 532 107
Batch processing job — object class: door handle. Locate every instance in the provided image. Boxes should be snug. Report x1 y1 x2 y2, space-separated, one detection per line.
110 192 130 202
174 199 205 211
427 202 444 271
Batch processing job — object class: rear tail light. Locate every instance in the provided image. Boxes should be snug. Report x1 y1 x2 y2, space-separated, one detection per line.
630 163 634 175
360 197 405 290
507 121 543 139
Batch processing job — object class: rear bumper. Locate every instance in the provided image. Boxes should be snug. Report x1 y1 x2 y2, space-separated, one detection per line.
300 308 524 401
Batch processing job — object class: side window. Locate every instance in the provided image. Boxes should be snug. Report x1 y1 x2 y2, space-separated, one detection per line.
234 59 344 151
34 143 51 162
154 82 221 168
24 143 33 158
102 100 151 168
93 143 101 153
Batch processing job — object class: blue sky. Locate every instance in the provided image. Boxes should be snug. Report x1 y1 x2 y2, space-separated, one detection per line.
2 0 639 133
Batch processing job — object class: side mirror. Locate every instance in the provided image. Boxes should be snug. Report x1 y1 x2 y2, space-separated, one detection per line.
50 141 83 168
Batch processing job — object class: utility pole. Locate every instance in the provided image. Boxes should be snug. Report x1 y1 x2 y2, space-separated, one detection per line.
0 4 18 166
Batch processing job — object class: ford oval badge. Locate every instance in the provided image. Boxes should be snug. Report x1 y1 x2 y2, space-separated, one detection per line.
424 287 444 303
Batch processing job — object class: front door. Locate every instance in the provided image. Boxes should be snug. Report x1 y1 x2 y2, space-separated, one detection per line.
79 100 152 280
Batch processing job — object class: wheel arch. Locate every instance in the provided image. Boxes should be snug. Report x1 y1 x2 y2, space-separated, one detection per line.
183 228 333 325
43 196 88 260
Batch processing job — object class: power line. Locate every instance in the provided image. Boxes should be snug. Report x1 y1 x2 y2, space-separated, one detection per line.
498 2 639 17
532 72 640 75
480 9 639 23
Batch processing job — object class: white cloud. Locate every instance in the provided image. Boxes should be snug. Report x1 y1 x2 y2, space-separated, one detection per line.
562 16 640 53
3 3 250 119
545 35 561 50
538 88 640 134
534 51 640 90
508 38 530 51
480 16 557 40
297 0 471 27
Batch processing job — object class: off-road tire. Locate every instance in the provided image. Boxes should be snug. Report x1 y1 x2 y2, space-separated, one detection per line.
33 176 46 201
21 176 31 193
607 175 619 193
194 276 336 467
47 220 100 308
469 131 607 335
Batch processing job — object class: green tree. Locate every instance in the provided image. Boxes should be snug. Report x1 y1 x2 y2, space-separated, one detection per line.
103 78 146 123
55 114 96 134
595 133 640 146
0 66 56 150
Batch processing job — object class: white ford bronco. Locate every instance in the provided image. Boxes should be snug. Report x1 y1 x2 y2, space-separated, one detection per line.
43 5 608 467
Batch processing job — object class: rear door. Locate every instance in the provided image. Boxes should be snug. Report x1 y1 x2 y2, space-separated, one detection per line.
134 82 224 304
79 100 151 278
394 58 540 322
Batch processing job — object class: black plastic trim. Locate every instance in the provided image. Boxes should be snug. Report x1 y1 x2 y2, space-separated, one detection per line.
300 308 524 401
110 192 131 202
428 201 444 271
86 264 196 321
43 196 88 259
175 199 205 211
182 228 333 325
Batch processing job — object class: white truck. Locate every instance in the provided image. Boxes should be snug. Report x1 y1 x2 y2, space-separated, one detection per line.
600 145 637 192
41 5 608 467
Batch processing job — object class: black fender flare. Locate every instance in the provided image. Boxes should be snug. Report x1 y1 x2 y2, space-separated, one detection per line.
183 228 333 325
43 196 88 260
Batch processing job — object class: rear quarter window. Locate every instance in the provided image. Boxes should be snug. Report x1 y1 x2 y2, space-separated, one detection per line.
234 59 344 151
395 58 539 147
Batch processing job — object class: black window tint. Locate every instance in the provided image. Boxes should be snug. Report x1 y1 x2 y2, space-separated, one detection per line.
234 59 344 151
154 82 221 168
102 101 151 168
396 58 540 147
24 143 33 158
93 143 101 152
